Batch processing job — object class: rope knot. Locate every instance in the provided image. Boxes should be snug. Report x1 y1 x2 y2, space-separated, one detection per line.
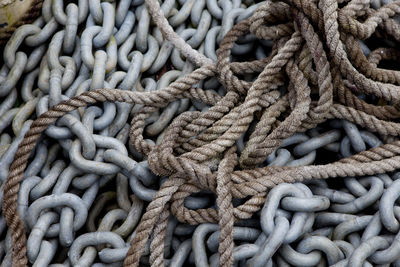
147 147 176 177
7 0 400 266
148 146 215 191
177 157 214 190
147 109 215 190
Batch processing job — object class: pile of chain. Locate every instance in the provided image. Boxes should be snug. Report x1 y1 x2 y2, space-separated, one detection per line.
3 0 400 266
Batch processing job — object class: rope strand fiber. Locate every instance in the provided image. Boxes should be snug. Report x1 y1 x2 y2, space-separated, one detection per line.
5 0 400 266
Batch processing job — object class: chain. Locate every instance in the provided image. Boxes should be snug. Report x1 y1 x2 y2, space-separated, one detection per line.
3 0 400 266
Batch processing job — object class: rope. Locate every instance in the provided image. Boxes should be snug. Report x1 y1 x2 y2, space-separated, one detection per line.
0 0 43 45
5 0 400 266
144 0 213 66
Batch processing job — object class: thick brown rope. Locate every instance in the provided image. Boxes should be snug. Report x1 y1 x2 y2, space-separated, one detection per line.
0 0 43 45
5 0 400 266
216 147 237 267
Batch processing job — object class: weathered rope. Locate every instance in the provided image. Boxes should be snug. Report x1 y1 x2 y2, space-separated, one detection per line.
144 0 213 67
0 0 43 45
5 0 400 266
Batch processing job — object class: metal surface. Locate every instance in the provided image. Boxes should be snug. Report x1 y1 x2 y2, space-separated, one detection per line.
1 0 400 266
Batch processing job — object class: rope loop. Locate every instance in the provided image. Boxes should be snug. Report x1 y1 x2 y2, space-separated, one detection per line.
5 0 400 266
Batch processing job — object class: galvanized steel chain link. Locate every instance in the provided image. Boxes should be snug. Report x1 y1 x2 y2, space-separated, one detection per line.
2 0 400 266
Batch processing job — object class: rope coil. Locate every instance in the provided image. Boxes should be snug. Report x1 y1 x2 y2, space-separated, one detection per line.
5 0 400 266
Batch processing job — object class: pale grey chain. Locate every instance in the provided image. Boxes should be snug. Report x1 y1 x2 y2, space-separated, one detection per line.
1 0 400 266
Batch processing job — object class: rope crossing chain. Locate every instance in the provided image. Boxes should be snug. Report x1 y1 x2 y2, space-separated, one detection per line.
2 0 400 266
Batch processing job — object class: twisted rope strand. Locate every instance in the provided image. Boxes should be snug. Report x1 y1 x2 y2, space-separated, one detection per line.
5 0 400 266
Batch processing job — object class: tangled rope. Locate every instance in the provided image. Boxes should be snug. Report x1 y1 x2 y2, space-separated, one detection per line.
5 0 400 266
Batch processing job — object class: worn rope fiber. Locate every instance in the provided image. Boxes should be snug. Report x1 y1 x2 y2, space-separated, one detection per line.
5 0 400 266
0 0 44 45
